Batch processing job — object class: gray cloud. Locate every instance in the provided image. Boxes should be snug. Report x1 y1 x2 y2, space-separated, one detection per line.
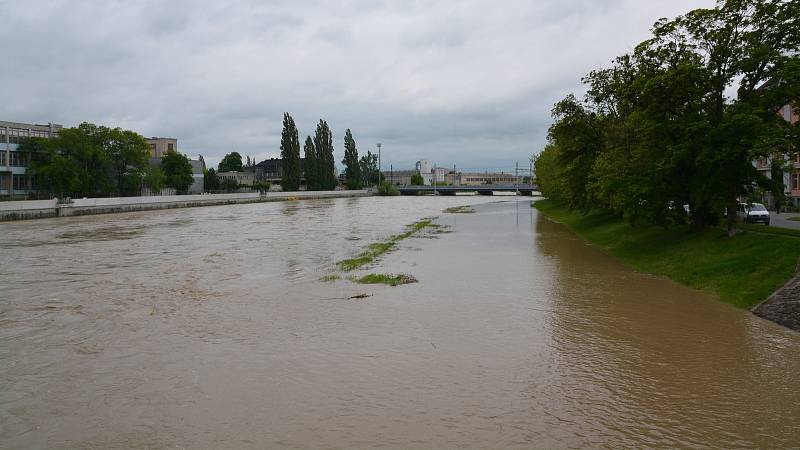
0 0 714 170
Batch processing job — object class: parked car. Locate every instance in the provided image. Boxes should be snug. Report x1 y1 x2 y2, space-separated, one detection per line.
737 202 770 225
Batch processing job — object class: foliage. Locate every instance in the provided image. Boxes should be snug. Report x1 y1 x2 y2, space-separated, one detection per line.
280 113 302 192
204 168 220 192
377 180 399 196
161 150 194 194
337 218 439 271
410 171 424 186
218 152 243 172
303 136 318 190
221 178 239 192
359 150 383 186
253 181 272 193
534 199 800 309
342 128 362 189
145 166 167 193
535 0 800 235
313 119 337 190
20 122 150 198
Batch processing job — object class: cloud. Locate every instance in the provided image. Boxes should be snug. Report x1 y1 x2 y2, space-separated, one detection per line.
0 0 715 170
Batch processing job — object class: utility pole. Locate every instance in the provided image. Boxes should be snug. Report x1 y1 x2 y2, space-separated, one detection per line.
433 164 437 196
390 164 393 186
376 143 382 187
515 162 519 194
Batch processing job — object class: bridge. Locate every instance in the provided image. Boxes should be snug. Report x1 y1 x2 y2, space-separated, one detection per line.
398 184 539 196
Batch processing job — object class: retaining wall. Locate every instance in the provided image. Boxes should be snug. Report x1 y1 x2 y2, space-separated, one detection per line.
0 190 371 221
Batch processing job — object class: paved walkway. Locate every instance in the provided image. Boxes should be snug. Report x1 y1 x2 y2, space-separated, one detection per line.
768 212 800 230
753 271 800 332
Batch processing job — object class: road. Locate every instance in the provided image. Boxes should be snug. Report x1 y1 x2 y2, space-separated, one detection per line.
769 211 800 229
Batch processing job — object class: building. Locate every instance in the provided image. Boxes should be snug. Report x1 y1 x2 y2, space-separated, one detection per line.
189 156 205 194
217 171 255 187
754 102 799 207
0 120 63 199
459 172 518 185
247 157 306 184
384 170 416 186
145 137 177 158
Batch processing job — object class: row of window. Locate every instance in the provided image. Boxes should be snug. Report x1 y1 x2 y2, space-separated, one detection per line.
0 174 30 191
792 173 800 191
0 152 28 167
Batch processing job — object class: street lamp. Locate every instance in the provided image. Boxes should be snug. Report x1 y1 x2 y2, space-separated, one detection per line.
376 143 382 187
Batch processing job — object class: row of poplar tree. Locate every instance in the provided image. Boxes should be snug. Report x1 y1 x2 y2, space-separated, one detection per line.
279 113 382 191
534 0 799 236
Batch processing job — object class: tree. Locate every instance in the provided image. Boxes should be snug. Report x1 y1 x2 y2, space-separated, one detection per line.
204 168 220 192
161 151 194 193
314 120 336 190
410 171 424 186
303 136 318 190
19 137 78 198
108 129 150 195
280 113 302 191
218 152 243 172
342 129 361 189
221 178 239 192
144 166 166 194
359 150 384 186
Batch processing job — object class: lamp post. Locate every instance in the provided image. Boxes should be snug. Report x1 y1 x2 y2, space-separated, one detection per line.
376 143 382 187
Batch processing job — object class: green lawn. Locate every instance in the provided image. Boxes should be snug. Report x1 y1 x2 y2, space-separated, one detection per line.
533 199 800 309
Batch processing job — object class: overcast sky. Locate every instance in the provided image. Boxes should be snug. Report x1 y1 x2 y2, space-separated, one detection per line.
1 0 714 172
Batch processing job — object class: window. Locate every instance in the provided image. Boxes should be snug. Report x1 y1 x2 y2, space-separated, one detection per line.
9 151 25 167
0 152 5 166
12 174 26 190
168 143 174 152
793 172 800 190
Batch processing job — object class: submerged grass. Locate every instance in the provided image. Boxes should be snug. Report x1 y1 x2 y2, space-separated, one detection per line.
443 205 475 214
319 274 341 282
354 273 418 286
336 218 438 271
533 199 800 310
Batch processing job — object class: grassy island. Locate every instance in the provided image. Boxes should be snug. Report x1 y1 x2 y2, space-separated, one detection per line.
534 199 800 309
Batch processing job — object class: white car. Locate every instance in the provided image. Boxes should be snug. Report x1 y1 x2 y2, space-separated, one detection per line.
737 202 770 225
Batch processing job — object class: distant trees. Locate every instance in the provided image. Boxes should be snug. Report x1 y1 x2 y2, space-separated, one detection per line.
314 120 337 190
20 122 151 198
342 129 361 189
410 171 424 186
359 150 383 186
204 168 220 192
303 136 318 190
535 0 800 235
161 151 194 194
280 113 302 192
218 152 243 172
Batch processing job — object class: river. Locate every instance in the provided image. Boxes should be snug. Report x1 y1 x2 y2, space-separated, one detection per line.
1 197 799 448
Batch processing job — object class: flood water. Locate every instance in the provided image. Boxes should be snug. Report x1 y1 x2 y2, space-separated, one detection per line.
1 196 799 448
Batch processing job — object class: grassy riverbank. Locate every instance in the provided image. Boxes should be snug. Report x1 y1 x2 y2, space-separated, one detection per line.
533 199 800 309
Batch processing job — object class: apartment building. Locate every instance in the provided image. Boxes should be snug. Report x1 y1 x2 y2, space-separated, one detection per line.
145 137 177 158
754 102 799 206
0 120 62 198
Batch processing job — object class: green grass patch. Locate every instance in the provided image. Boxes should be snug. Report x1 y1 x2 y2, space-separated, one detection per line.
354 273 418 286
443 205 475 214
319 274 341 282
533 199 800 309
739 222 800 237
336 218 438 271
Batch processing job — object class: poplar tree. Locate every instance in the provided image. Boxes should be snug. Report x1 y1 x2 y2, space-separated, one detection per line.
314 119 336 190
342 128 361 189
303 136 318 190
280 113 302 191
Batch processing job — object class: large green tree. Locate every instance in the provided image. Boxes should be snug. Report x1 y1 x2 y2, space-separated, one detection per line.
108 128 150 195
204 167 220 192
314 120 337 190
218 152 243 172
280 113 302 191
161 151 194 193
359 150 383 186
303 136 318 190
342 129 361 189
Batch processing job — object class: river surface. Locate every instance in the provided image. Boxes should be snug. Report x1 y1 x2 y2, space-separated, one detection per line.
1 196 799 448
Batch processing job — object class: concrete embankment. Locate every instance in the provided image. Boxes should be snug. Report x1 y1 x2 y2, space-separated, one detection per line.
0 190 372 221
752 259 800 332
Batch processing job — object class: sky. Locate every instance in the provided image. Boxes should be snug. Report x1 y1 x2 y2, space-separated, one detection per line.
1 0 715 172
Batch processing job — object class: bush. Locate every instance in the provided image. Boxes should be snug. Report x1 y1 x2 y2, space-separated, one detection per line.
377 181 399 196
253 181 271 193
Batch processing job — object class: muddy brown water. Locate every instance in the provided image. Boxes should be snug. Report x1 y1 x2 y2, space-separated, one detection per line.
1 197 799 448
